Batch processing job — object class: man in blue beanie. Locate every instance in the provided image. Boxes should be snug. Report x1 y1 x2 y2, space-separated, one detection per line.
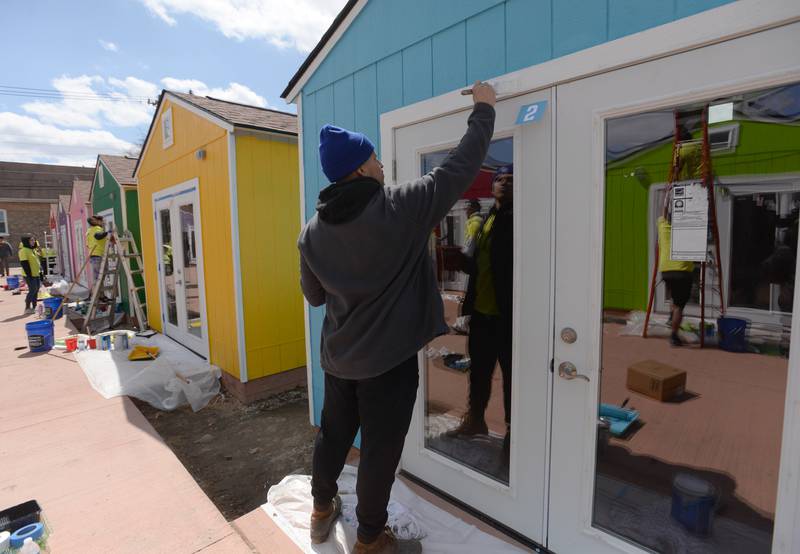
298 81 496 553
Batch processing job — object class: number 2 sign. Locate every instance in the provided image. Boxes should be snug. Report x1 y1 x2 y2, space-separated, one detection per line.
515 100 548 125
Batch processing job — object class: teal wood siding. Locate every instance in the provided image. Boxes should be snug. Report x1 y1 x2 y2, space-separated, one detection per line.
299 0 736 423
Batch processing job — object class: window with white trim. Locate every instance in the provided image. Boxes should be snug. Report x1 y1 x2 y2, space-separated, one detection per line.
0 209 7 235
162 107 174 149
98 166 105 188
708 123 740 153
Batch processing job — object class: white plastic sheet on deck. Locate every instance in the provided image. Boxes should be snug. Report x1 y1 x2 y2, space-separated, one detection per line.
74 332 221 411
263 465 526 553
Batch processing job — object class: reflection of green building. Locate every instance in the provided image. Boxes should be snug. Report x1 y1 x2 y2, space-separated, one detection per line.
604 119 800 313
90 155 144 315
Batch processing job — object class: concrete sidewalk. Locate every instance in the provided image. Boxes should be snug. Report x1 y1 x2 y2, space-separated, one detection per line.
0 280 252 553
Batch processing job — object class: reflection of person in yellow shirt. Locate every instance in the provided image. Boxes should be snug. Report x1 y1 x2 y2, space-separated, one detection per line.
658 190 695 347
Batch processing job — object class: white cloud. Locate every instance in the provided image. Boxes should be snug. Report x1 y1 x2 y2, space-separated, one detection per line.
22 75 157 129
99 39 119 52
0 112 132 166
161 78 268 107
140 0 347 52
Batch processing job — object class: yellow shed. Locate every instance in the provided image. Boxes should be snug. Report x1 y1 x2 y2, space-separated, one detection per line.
134 90 305 402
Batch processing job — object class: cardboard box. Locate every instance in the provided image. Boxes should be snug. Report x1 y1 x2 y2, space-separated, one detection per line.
627 360 687 401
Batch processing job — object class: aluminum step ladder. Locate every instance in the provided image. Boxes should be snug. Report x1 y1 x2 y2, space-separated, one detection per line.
84 229 148 334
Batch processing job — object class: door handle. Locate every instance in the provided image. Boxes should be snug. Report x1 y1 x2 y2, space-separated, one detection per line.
558 362 590 382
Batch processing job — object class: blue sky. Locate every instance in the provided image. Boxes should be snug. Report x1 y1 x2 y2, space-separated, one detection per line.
1 0 346 166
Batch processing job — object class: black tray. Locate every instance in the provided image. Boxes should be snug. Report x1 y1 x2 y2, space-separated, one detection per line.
0 500 41 533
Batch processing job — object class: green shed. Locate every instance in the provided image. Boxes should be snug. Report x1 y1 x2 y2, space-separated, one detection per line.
90 155 144 316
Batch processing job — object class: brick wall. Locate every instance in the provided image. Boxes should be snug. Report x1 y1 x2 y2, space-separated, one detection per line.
0 202 53 264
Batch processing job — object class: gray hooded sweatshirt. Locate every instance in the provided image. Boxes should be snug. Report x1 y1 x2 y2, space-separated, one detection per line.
298 103 495 380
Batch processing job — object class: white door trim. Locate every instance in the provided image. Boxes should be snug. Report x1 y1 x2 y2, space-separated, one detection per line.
152 178 210 358
296 94 316 425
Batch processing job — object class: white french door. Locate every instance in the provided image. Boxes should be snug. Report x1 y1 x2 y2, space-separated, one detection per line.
549 21 800 554
397 88 554 544
153 179 208 357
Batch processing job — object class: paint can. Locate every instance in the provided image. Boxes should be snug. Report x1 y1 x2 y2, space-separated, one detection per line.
118 333 129 350
670 473 717 535
87 337 97 349
65 336 78 352
100 335 111 351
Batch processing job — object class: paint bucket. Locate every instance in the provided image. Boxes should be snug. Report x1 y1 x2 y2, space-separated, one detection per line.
6 275 20 289
87 338 97 349
25 320 54 353
42 296 63 320
718 317 748 353
670 473 717 535
65 336 78 352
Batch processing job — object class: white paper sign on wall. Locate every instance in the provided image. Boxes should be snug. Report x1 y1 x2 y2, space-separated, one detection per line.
670 181 708 262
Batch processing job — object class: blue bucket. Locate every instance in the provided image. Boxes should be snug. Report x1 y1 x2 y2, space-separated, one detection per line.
671 473 717 535
6 275 20 289
42 296 63 319
718 317 748 353
25 320 54 352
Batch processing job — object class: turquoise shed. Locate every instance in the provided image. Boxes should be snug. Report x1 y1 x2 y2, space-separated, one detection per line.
283 2 800 551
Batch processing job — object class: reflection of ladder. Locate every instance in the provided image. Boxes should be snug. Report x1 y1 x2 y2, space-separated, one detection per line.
84 229 148 334
42 231 58 275
643 106 725 347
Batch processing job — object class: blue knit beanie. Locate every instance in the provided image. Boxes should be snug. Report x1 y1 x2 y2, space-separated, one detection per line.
493 164 513 179
319 124 375 183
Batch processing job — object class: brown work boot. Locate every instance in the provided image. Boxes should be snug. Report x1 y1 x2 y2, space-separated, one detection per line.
444 412 488 438
309 495 342 544
353 528 422 553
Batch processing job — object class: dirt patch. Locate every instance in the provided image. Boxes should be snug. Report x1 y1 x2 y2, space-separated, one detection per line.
133 387 317 521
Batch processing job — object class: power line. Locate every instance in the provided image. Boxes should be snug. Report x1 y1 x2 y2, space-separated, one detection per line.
0 84 155 103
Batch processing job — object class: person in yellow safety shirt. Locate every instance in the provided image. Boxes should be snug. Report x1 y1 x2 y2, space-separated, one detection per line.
18 235 41 314
86 214 110 280
658 189 695 347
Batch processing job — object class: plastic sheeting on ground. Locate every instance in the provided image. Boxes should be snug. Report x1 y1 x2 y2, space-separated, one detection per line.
73 332 221 412
263 465 526 554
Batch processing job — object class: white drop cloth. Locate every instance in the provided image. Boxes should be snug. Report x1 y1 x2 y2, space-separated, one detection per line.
74 332 221 411
263 465 527 553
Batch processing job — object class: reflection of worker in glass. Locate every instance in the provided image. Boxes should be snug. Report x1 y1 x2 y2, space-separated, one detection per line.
464 199 483 243
449 165 513 459
658 189 695 347
162 243 174 276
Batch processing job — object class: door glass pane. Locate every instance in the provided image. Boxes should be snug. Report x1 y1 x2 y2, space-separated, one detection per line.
160 208 178 326
597 81 799 553
422 137 514 485
179 203 202 338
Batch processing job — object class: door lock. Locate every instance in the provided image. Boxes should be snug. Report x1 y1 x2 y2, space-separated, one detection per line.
558 362 590 382
560 327 577 344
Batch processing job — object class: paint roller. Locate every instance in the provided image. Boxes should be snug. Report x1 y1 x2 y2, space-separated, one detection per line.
460 79 520 96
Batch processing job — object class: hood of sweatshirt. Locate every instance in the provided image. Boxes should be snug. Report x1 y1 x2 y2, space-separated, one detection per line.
315 177 382 224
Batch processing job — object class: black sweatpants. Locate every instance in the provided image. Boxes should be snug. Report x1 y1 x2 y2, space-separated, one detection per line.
25 276 40 308
467 311 512 425
311 355 419 543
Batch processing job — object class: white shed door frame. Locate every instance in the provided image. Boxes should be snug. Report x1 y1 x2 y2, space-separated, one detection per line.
379 5 800 554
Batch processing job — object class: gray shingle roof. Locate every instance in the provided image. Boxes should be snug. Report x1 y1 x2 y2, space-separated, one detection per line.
169 91 297 135
98 155 138 186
